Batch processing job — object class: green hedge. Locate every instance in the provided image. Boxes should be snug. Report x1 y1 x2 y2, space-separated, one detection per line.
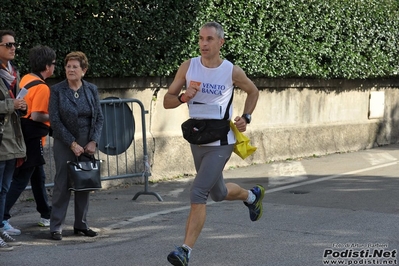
2 0 398 79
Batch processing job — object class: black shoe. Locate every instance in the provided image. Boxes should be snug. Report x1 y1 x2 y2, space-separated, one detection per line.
74 228 98 237
50 231 62 240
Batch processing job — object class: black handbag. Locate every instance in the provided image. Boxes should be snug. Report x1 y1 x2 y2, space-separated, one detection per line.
67 155 102 191
181 119 230 145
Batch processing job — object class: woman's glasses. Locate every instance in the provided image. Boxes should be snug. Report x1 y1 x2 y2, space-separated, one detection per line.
0 42 17 49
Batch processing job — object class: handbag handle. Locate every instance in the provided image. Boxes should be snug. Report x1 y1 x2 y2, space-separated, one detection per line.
72 154 99 171
80 153 99 164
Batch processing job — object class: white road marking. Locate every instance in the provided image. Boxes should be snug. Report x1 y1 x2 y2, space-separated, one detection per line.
266 161 398 193
104 206 189 230
364 152 397 165
104 161 398 230
165 188 185 198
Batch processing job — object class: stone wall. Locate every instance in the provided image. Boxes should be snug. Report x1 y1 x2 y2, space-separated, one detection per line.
45 77 399 181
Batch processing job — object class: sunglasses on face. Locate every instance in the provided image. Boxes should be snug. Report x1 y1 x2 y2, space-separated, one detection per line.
0 42 17 49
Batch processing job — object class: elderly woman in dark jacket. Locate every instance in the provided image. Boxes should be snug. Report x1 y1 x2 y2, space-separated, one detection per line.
49 51 103 240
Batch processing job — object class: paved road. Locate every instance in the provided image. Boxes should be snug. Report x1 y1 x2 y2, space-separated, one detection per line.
3 144 399 266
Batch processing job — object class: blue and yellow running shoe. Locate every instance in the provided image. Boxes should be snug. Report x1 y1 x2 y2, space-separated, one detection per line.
244 184 265 221
167 246 189 266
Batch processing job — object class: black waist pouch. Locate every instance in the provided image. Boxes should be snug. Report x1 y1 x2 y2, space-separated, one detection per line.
181 119 230 145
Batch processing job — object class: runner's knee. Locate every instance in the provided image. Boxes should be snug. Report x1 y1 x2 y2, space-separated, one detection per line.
190 187 208 204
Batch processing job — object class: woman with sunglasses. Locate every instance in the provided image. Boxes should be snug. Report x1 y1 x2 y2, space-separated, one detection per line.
0 29 27 251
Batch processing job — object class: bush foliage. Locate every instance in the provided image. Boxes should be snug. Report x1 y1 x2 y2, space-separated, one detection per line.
1 0 398 79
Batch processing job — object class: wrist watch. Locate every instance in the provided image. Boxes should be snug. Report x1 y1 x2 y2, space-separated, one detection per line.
242 114 251 124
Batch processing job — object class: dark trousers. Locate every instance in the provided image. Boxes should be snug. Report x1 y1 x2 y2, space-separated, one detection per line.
4 165 52 220
0 159 16 225
50 133 91 233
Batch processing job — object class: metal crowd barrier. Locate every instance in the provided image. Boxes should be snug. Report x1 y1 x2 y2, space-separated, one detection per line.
27 97 163 202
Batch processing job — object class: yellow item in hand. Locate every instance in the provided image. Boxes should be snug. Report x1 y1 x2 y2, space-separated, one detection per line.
230 121 257 159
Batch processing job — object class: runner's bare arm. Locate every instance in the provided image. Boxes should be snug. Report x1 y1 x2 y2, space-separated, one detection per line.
232 65 259 131
163 60 190 109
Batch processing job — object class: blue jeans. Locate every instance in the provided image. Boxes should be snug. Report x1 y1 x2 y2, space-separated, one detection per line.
4 164 51 220
0 159 16 227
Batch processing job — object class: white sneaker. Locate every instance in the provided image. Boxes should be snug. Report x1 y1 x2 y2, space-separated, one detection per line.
1 232 21 246
38 218 50 227
0 238 13 251
2 220 21 236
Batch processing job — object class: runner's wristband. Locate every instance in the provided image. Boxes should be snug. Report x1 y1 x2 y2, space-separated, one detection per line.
178 94 187 103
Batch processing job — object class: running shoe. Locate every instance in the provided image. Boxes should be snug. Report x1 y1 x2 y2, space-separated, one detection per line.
2 220 21 236
167 246 189 266
38 218 50 227
244 184 265 221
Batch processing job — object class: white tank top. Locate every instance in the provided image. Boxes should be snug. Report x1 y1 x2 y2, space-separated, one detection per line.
186 56 236 146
